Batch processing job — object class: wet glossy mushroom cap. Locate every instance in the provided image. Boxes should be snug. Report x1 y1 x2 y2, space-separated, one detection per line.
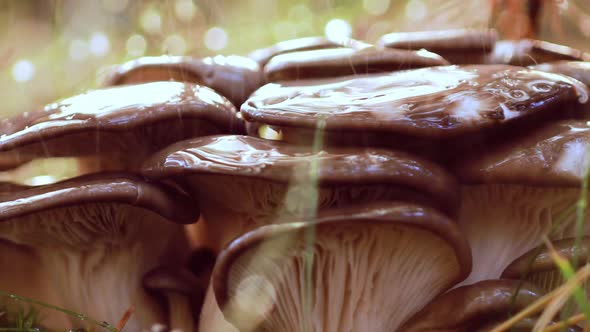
487 39 590 66
104 55 263 107
264 47 448 82
502 237 590 292
248 36 345 66
207 201 471 332
142 134 459 215
0 172 199 330
452 120 590 286
242 65 588 160
532 61 590 88
0 81 242 172
378 29 498 64
400 279 548 332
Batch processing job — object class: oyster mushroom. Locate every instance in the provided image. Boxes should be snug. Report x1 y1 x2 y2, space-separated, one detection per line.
141 135 459 252
103 55 263 107
202 201 471 332
0 173 199 330
454 120 590 286
378 29 498 64
0 81 241 173
247 36 346 66
401 279 579 332
486 39 590 66
502 237 590 294
264 47 448 82
242 65 587 161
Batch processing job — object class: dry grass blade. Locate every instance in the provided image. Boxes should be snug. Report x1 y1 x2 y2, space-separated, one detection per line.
540 312 585 332
490 263 590 332
116 305 135 331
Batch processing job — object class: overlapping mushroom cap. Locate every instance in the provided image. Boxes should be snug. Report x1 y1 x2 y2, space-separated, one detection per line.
103 55 263 107
247 36 346 66
263 47 448 82
205 201 470 332
0 81 241 172
487 40 590 66
400 279 576 332
0 172 199 330
243 65 587 160
453 120 590 286
533 61 590 90
142 135 460 251
378 29 498 64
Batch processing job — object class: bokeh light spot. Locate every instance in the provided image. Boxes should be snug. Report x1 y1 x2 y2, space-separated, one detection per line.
89 32 110 57
405 0 427 20
363 0 390 16
204 27 228 51
175 0 197 22
12 60 35 82
163 34 187 55
141 9 162 34
126 34 147 57
325 19 352 41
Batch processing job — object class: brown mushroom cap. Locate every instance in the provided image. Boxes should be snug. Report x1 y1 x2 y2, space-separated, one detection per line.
242 65 587 159
400 279 546 332
247 36 345 66
486 39 590 66
378 29 498 64
0 172 198 224
103 55 263 107
209 201 471 331
0 81 242 171
455 120 590 186
141 134 459 215
532 61 590 88
264 47 449 82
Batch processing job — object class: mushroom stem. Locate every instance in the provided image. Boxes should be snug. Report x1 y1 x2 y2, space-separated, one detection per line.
165 292 195 332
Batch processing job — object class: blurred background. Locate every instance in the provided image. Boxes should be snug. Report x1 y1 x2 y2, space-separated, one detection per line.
0 0 589 182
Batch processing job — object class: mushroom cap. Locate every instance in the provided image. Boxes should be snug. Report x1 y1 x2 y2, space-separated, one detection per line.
0 82 241 166
502 236 590 278
454 120 590 186
143 266 202 295
400 279 545 332
264 47 449 81
487 40 590 66
532 61 590 87
248 36 345 66
378 29 497 52
242 65 587 149
103 55 263 107
212 201 471 329
0 172 198 224
141 135 459 214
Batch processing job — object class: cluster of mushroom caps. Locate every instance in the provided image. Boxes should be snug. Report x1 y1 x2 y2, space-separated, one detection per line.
1 28 590 332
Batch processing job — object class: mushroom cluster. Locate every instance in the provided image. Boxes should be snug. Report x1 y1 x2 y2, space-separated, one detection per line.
1 27 590 331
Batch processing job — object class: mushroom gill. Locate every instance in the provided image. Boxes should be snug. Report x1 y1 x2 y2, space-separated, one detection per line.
0 173 198 330
203 201 470 332
454 120 590 286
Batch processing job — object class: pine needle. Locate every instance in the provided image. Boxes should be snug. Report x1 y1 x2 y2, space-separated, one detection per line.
116 305 135 331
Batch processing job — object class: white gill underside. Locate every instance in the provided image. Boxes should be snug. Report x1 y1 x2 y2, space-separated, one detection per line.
191 175 424 250
457 184 589 287
224 224 460 332
0 203 181 330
